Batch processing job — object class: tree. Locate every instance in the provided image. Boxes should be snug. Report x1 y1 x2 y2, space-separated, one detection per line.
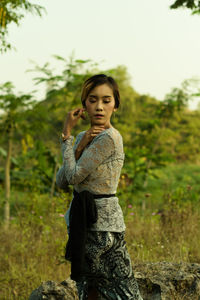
0 0 46 53
5 54 200 204
122 81 192 203
170 0 200 14
0 81 36 229
27 54 99 137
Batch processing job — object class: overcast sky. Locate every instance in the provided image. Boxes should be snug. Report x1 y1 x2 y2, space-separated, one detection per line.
1 0 200 110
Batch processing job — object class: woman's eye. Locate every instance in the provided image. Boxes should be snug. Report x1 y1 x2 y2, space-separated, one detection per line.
89 99 110 103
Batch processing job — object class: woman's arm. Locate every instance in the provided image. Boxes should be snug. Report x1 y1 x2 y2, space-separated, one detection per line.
56 165 69 190
63 132 115 185
74 135 90 161
56 125 105 189
75 137 85 161
75 147 84 161
56 132 84 189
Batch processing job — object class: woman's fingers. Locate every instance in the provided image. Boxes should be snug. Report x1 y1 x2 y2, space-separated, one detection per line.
73 108 86 119
93 125 105 129
94 128 104 133
73 109 81 116
84 125 106 141
80 114 86 120
90 128 105 136
64 108 87 131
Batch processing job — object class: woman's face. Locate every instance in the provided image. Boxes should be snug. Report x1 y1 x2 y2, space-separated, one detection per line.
85 84 117 128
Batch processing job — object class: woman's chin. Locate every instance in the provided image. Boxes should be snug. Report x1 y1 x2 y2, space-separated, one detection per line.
92 120 105 125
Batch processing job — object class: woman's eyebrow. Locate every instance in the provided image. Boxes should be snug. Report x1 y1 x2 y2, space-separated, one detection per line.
88 95 112 98
88 94 97 98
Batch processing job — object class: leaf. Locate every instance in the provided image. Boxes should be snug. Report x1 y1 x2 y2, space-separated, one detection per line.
0 147 7 157
52 55 66 62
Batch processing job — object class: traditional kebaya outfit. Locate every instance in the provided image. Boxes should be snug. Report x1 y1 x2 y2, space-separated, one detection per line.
56 127 143 300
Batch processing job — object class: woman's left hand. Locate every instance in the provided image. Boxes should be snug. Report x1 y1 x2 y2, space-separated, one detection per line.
63 107 86 133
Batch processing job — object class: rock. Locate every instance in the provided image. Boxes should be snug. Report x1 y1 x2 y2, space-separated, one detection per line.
29 278 78 300
29 262 200 300
133 261 200 300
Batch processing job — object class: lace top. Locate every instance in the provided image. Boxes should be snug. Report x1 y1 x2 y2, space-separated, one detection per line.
56 127 126 232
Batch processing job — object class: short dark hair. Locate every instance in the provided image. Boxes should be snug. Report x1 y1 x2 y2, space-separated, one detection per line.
81 74 120 109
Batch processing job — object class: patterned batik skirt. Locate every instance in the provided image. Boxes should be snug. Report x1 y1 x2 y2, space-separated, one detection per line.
75 231 143 300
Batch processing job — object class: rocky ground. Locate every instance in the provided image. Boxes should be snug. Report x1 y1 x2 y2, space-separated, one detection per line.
29 261 200 300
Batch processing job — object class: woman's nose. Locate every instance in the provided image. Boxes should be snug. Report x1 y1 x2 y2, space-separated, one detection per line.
96 102 103 110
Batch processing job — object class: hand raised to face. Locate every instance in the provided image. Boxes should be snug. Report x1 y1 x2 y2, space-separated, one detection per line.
63 107 86 132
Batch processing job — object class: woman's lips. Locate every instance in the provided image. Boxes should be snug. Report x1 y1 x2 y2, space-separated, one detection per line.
94 115 104 118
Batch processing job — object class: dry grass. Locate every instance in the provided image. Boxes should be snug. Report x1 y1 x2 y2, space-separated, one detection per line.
0 192 200 299
0 210 70 299
125 201 200 263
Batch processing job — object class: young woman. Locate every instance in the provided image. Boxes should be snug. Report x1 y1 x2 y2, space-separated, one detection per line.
56 74 143 300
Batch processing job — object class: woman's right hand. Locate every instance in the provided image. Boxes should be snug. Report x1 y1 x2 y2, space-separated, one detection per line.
76 125 106 153
84 125 106 144
63 107 86 135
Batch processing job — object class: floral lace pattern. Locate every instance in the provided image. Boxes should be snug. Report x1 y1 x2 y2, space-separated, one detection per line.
56 127 126 232
89 197 125 232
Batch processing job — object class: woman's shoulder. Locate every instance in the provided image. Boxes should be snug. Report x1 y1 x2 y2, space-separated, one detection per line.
92 127 123 151
106 127 123 144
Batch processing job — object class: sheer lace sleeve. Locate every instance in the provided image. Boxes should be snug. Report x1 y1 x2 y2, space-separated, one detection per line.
61 131 115 185
56 133 83 190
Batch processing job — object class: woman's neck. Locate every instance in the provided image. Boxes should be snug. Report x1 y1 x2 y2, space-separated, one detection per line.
90 122 113 130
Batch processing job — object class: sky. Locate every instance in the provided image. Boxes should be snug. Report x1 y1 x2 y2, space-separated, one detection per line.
1 0 200 110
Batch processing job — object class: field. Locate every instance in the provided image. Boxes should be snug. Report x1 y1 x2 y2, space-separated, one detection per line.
1 163 200 299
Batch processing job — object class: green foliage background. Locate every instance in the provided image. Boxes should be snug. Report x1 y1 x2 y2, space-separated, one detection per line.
1 56 200 299
1 56 200 196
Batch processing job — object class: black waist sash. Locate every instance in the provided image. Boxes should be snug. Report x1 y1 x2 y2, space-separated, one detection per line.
65 188 116 281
